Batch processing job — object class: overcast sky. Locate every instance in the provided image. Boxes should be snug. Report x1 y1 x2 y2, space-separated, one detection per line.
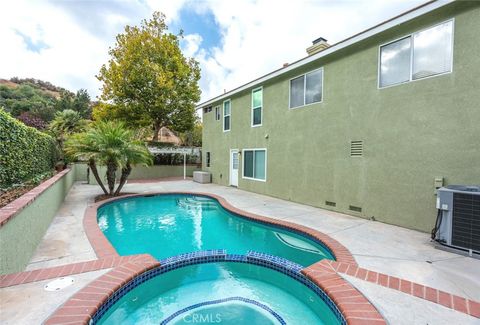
0 0 427 102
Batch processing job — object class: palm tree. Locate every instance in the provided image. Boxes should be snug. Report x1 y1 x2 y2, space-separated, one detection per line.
49 109 88 140
49 110 88 163
65 121 152 196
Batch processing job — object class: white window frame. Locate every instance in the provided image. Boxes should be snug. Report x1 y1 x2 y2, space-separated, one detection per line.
251 86 263 127
223 99 231 132
241 148 267 182
378 18 454 89
215 106 220 121
288 67 324 109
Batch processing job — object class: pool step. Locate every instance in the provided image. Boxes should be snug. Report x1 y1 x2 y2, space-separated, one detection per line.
176 197 218 210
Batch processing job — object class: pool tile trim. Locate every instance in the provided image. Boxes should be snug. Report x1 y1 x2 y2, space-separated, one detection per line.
83 191 357 265
74 251 353 325
160 296 286 325
2 189 476 323
78 191 479 321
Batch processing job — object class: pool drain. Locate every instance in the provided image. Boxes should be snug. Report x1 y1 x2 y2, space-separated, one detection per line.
44 277 74 291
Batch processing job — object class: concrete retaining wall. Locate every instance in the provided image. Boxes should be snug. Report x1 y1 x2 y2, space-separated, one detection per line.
0 167 76 274
80 164 202 185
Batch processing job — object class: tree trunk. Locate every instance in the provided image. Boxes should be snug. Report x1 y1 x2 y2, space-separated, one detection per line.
152 122 161 142
88 159 108 195
106 161 117 195
115 163 132 196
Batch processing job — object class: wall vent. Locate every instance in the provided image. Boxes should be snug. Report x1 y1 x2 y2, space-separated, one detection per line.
350 140 363 157
325 201 336 207
349 205 362 212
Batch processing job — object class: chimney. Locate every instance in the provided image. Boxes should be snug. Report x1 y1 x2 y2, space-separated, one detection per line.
306 37 330 56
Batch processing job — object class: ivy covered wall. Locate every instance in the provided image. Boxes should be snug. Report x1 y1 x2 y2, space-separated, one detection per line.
0 109 58 187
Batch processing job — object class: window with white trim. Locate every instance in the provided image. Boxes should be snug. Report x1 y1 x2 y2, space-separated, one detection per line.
252 87 262 126
215 106 220 121
243 149 266 181
223 100 231 132
379 20 453 88
206 152 211 167
289 68 323 109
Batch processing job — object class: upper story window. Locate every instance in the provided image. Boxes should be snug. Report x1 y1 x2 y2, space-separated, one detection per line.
215 106 220 120
379 20 453 88
223 99 231 132
203 106 212 114
251 87 263 126
289 68 323 109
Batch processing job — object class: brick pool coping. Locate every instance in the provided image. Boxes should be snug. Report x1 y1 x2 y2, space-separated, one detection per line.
83 191 358 266
43 251 382 325
44 254 160 325
0 190 478 323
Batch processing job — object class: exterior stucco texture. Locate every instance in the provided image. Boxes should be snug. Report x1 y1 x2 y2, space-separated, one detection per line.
202 2 480 232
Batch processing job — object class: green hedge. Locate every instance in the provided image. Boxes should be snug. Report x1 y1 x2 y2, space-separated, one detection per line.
0 109 58 187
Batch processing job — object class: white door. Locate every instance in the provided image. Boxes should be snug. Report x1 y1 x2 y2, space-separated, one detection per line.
230 149 239 187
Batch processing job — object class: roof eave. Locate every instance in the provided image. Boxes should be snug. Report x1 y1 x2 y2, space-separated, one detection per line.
196 0 454 110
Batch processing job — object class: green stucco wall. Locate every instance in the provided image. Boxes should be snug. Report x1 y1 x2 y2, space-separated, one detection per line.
83 164 201 185
0 167 76 274
74 162 88 182
202 2 480 232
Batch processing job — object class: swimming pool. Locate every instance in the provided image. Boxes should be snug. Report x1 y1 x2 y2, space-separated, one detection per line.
97 194 334 266
96 254 343 325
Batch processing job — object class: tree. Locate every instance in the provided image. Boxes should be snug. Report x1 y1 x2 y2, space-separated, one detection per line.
55 90 75 111
49 109 88 135
0 84 57 121
64 121 152 196
97 12 201 142
72 89 91 118
180 121 202 147
49 109 89 162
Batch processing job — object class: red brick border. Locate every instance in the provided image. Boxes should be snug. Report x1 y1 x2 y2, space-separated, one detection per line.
83 191 357 265
0 255 146 289
0 169 71 227
42 255 384 325
44 254 159 325
303 260 386 324
325 260 480 319
4 190 477 324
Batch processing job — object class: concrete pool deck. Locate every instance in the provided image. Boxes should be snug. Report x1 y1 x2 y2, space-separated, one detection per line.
0 179 479 324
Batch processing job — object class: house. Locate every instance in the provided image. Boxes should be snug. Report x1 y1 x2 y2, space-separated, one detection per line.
198 0 480 232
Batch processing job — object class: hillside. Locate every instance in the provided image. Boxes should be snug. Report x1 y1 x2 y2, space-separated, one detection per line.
0 78 71 99
0 78 91 129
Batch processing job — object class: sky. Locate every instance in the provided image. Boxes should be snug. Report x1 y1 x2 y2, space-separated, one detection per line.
0 0 427 102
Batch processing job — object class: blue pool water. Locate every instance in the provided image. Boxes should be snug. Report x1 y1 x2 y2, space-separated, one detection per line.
98 262 341 325
97 194 334 266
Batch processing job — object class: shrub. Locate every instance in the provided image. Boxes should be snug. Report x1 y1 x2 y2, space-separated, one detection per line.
17 111 47 130
0 108 59 187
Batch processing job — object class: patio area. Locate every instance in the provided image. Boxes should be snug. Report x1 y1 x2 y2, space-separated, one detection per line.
0 179 479 324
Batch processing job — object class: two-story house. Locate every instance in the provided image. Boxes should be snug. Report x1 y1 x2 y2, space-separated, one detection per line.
198 0 480 232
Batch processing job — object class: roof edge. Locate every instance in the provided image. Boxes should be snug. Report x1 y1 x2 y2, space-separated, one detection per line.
196 0 454 109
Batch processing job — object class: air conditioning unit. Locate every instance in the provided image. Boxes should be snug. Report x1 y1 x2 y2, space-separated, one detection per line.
435 185 480 255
